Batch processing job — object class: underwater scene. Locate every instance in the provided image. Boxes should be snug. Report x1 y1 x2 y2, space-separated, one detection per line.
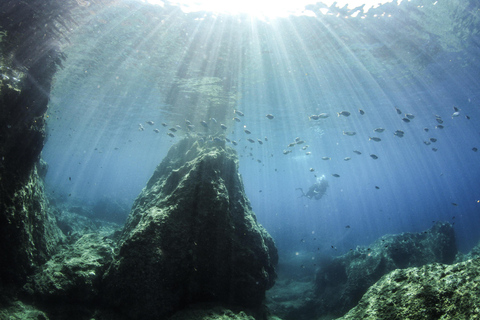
1 0 480 319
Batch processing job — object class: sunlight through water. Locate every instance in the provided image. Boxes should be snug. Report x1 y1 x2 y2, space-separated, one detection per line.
141 0 398 17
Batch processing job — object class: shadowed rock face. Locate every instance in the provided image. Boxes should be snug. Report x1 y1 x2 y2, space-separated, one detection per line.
314 222 457 318
104 137 278 319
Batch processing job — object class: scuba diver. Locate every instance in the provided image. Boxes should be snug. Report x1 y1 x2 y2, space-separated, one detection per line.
296 175 329 200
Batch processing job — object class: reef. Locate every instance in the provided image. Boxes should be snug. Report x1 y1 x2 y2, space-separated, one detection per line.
102 137 278 319
270 222 456 319
338 257 480 319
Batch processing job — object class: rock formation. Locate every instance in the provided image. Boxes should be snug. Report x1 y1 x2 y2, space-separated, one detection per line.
0 0 72 288
338 257 480 319
314 222 456 318
103 137 278 319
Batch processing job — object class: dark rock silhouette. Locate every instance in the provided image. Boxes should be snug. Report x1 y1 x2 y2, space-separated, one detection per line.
314 222 456 318
103 137 278 319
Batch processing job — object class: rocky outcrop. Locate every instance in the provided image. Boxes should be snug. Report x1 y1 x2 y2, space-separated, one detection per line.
0 0 73 288
338 258 480 319
0 160 65 287
168 305 283 320
103 137 278 319
314 222 456 318
24 233 116 304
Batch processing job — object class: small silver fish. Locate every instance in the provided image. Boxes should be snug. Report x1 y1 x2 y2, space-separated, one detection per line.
369 137 381 142
283 150 292 155
359 109 365 115
309 114 320 120
200 120 208 128
244 129 251 134
337 111 351 117
296 140 305 145
452 112 460 118
167 132 175 138
247 138 255 143
402 118 410 123
234 110 244 116
220 124 227 130
405 113 415 119
353 150 362 155
266 114 274 119
395 107 402 114
233 117 241 122
332 174 340 178
370 154 379 159
305 152 311 155
153 128 159 133
146 121 154 125
343 131 356 136
344 157 351 161
257 139 263 145
169 127 177 132
322 157 331 160
374 128 385 133
318 113 329 119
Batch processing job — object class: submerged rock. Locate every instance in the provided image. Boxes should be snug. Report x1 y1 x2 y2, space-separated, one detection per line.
103 137 278 319
338 258 480 319
0 160 65 286
24 233 116 304
315 222 456 318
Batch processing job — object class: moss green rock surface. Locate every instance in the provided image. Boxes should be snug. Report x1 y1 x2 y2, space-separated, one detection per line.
314 222 456 318
104 137 278 319
338 258 480 320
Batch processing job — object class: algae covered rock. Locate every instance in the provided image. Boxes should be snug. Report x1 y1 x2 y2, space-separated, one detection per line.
338 258 480 320
0 160 65 286
104 137 278 319
315 222 456 318
24 233 115 303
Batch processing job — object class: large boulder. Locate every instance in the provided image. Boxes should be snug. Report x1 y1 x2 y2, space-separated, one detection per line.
338 258 480 319
103 137 278 319
315 222 456 318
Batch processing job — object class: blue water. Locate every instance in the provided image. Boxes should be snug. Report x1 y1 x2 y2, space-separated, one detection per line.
43 0 480 261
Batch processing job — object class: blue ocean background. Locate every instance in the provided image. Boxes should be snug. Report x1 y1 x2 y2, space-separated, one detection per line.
42 0 480 268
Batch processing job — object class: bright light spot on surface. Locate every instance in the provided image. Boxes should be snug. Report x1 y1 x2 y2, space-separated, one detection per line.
140 0 396 17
